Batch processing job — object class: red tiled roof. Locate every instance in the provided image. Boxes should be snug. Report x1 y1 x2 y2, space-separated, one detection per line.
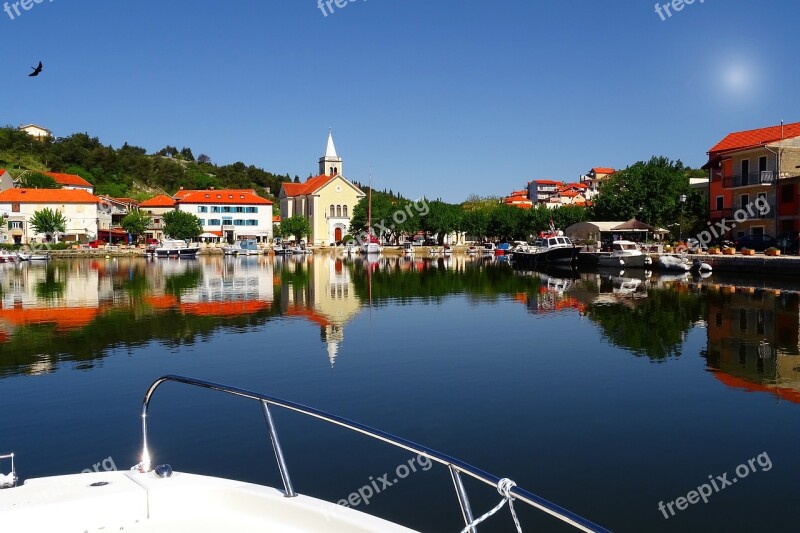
44 172 93 188
533 179 562 185
708 121 800 154
173 188 256 199
591 168 615 175
176 190 272 205
139 194 176 208
560 191 580 198
0 188 100 204
281 175 338 197
273 215 281 223
566 182 589 189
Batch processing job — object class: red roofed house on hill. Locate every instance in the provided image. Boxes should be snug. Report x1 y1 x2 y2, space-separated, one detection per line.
173 188 274 244
0 188 105 244
705 121 800 238
279 130 365 245
43 172 94 193
580 168 615 199
527 180 563 208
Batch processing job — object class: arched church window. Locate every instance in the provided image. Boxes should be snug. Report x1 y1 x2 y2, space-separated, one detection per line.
330 205 335 217
343 205 348 217
336 205 342 217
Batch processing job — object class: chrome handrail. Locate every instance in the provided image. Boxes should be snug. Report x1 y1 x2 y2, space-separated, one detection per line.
140 375 611 533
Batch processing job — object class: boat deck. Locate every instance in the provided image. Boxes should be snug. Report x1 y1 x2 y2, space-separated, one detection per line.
0 471 417 533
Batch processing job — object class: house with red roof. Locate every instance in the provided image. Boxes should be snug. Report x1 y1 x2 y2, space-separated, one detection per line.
503 190 533 209
173 188 274 243
0 188 105 244
527 180 563 207
580 168 615 198
43 172 94 193
705 121 800 237
279 131 365 245
138 194 176 241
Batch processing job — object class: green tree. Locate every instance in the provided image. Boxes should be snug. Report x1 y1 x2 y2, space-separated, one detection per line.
422 200 462 244
121 210 153 240
460 208 490 240
280 216 311 241
29 208 67 240
592 157 702 230
20 172 60 189
488 204 527 241
163 210 202 240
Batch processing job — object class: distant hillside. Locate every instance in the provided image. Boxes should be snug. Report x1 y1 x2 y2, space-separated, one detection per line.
0 126 298 201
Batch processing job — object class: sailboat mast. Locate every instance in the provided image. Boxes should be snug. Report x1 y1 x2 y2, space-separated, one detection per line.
367 168 372 242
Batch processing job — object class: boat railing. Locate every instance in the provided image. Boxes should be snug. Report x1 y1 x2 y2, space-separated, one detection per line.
0 453 16 489
140 375 611 533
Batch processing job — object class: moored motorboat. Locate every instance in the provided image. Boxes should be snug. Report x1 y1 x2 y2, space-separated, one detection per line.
596 240 652 269
402 242 415 255
512 234 580 266
153 239 200 258
0 375 611 533
467 245 479 255
223 239 261 256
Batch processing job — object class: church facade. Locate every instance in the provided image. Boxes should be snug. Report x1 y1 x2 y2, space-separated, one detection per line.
279 131 365 245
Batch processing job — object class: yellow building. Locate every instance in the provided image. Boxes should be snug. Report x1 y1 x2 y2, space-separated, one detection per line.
279 131 365 245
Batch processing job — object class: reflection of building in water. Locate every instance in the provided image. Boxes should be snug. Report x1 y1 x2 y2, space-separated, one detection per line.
179 256 274 310
705 287 800 403
279 256 361 365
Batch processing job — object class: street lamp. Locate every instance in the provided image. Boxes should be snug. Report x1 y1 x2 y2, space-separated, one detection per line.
678 194 687 242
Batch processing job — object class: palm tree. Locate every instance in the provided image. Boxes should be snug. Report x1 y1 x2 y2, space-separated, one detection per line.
29 208 67 242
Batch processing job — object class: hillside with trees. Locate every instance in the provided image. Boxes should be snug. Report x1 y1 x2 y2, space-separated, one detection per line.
0 126 296 201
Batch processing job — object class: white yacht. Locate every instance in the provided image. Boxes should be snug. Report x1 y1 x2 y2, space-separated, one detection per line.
597 241 652 268
0 376 610 533
153 239 200 259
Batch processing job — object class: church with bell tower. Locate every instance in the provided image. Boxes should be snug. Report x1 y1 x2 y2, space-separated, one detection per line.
279 130 365 246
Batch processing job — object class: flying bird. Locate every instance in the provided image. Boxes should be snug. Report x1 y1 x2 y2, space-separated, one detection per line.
29 61 43 77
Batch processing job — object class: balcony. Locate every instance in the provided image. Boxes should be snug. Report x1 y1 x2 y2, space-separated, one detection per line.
222 224 235 230
723 171 774 189
710 208 734 220
149 222 164 230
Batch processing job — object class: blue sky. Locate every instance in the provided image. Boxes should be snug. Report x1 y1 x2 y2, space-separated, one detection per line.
3 0 798 202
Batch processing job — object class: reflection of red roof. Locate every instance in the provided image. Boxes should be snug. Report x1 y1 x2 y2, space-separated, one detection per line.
139 194 176 208
145 295 178 309
285 306 333 327
712 370 800 404
44 172 93 188
0 307 101 331
0 188 100 204
176 190 272 205
281 175 336 197
180 301 271 317
709 121 800 154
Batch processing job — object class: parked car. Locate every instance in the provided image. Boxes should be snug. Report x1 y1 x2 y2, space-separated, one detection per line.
145 238 159 245
87 239 106 249
733 234 776 252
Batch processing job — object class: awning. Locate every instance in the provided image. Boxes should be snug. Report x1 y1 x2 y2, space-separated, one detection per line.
199 232 220 238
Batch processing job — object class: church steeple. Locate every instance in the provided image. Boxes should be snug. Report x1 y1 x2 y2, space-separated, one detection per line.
319 128 343 176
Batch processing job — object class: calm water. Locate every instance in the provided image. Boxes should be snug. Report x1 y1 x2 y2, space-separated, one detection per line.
1 255 799 532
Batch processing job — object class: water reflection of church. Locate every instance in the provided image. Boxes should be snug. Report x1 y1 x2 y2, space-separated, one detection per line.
705 286 800 403
279 256 361 366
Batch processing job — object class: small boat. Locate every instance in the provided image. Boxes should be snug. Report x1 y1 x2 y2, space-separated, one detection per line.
0 251 19 263
597 240 652 269
26 252 50 261
0 376 610 533
361 241 381 255
223 239 261 256
402 242 415 255
467 245 479 255
691 258 713 272
345 242 357 255
443 245 452 255
274 243 293 255
482 242 496 255
658 255 691 272
153 239 200 259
